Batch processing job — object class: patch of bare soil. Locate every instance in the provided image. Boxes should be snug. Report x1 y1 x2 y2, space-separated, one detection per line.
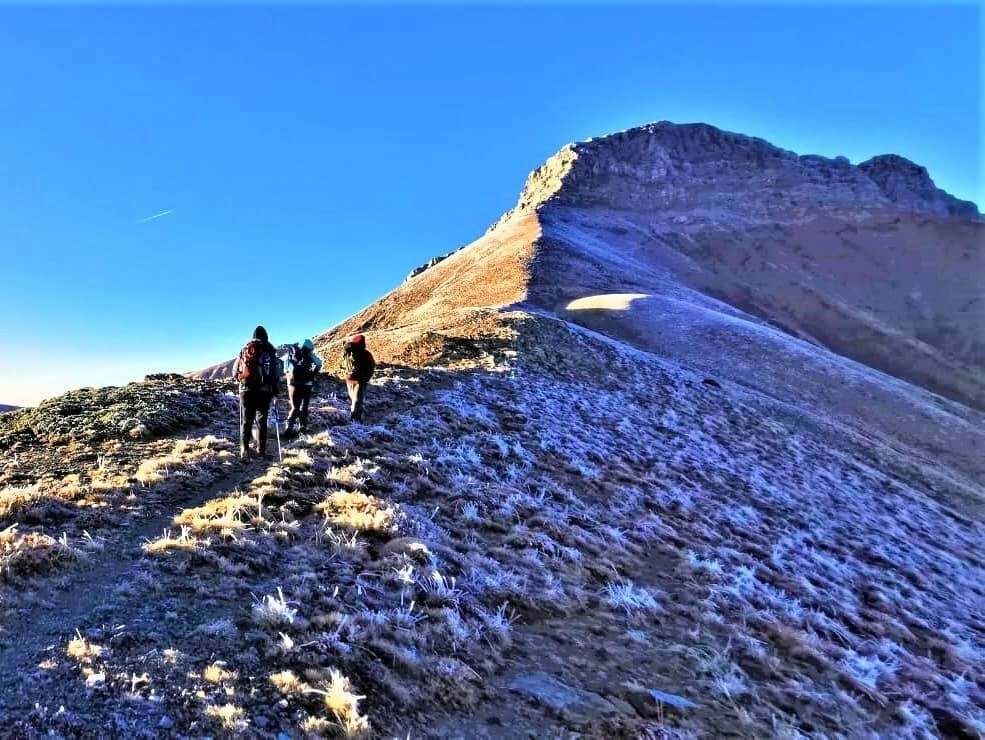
0 456 264 720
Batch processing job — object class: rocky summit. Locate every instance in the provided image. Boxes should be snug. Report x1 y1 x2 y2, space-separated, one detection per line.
3 121 984 737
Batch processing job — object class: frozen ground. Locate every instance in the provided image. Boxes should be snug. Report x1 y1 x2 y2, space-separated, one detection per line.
0 312 981 737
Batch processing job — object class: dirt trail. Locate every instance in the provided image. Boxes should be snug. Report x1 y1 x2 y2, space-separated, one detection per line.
0 377 451 726
0 445 269 719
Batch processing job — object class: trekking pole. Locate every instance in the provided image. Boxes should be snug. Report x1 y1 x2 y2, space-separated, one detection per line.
238 394 244 453
271 399 282 463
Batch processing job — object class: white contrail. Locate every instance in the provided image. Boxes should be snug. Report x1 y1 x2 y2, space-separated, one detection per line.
138 209 173 223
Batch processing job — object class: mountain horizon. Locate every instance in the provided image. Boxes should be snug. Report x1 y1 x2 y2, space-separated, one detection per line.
195 119 983 422
2 117 983 736
3 2 983 733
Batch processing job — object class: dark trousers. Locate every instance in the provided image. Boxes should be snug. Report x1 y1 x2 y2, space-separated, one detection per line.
240 390 273 453
287 384 312 430
346 380 367 420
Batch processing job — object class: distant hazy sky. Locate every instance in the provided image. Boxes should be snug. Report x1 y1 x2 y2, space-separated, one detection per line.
0 2 980 405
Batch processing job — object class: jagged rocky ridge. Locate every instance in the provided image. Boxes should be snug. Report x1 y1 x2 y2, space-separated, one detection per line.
508 123 979 218
499 122 983 410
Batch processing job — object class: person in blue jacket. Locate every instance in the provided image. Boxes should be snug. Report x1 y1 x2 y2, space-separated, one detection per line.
283 339 323 435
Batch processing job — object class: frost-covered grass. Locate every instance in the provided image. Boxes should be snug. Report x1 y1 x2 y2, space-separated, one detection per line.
253 587 297 627
135 435 235 483
23 340 983 738
0 525 80 581
603 581 660 614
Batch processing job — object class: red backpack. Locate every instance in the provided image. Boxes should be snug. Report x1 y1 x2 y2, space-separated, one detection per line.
235 340 277 391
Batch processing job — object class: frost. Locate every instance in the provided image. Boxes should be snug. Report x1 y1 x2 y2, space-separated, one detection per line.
603 581 660 613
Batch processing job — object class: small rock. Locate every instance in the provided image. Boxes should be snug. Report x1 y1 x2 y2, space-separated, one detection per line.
85 672 105 688
254 715 269 729
605 695 639 716
621 682 697 718
158 716 173 729
510 672 617 723
379 536 432 563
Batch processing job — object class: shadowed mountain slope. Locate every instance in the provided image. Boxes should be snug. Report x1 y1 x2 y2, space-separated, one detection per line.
308 122 983 489
318 122 983 408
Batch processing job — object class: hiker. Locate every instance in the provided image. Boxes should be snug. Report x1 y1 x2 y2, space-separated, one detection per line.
339 334 376 421
283 338 323 436
233 325 280 461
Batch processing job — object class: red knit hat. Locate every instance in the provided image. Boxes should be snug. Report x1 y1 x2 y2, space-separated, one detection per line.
351 334 365 345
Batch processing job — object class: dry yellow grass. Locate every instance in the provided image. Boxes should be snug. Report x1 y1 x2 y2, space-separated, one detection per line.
203 662 238 683
282 449 313 471
66 632 103 664
249 465 289 499
135 436 234 484
300 716 335 733
311 669 370 737
0 526 78 580
174 496 253 536
0 485 45 518
316 491 395 532
270 669 310 696
142 526 208 553
204 703 248 730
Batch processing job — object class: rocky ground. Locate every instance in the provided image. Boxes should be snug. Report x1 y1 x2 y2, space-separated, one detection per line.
0 317 982 738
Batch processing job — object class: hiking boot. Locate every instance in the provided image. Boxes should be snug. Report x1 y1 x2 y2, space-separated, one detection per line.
239 447 250 462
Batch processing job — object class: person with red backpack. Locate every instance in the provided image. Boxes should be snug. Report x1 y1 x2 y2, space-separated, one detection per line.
233 326 280 461
339 334 376 421
283 338 322 436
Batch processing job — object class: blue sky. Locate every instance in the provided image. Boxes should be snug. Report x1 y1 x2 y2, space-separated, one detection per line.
0 2 980 405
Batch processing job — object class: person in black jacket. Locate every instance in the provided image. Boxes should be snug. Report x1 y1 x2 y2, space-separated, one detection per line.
283 338 323 436
339 334 376 421
233 326 280 460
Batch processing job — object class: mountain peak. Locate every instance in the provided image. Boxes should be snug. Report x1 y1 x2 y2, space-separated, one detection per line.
508 120 979 220
859 153 979 218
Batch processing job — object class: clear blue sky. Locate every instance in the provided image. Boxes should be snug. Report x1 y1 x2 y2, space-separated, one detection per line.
1 2 980 405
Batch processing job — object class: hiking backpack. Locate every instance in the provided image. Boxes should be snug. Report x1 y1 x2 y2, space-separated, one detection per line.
341 345 367 381
289 345 315 385
236 340 277 391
